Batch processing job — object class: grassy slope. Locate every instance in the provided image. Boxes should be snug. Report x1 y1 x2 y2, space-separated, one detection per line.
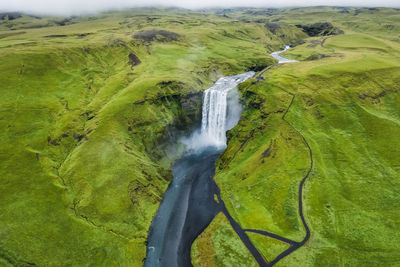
0 9 306 265
194 7 400 266
3 7 398 266
191 212 258 267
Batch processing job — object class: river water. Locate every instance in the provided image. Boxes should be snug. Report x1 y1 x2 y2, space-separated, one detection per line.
145 72 254 267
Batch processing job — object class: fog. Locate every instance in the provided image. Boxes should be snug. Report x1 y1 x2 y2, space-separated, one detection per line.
0 0 398 16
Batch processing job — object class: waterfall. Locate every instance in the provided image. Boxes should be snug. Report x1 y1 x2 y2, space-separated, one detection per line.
201 88 228 146
194 71 254 148
145 71 254 267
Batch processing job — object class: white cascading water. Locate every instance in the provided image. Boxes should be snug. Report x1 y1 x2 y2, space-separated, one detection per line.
201 88 229 146
188 71 255 149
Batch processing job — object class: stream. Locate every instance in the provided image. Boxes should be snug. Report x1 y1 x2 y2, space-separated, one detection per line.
270 45 297 63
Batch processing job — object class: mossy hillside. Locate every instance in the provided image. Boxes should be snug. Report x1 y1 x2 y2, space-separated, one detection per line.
273 65 400 266
191 212 258 267
223 7 400 43
194 8 400 266
0 10 298 265
215 81 310 241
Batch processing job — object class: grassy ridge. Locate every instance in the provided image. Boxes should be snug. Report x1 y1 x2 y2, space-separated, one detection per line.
0 9 302 265
207 8 400 266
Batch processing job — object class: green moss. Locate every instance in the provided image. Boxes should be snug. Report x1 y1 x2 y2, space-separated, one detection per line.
214 16 400 265
191 212 258 267
2 7 400 266
0 9 285 265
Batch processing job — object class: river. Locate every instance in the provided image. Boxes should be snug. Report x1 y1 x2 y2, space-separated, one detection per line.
145 72 254 267
145 46 297 267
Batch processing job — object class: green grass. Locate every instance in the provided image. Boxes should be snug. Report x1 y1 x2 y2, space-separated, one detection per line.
0 8 289 265
211 10 400 266
225 6 400 42
246 233 289 262
1 6 400 266
191 212 258 267
215 83 310 241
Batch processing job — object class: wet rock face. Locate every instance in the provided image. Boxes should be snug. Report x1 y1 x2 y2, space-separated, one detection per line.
265 22 281 34
128 85 202 158
248 63 269 72
128 53 141 68
180 92 203 125
133 30 181 42
167 92 203 132
295 22 343 36
154 81 202 129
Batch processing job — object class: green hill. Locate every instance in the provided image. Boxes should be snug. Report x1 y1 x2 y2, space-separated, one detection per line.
193 7 400 267
0 6 399 266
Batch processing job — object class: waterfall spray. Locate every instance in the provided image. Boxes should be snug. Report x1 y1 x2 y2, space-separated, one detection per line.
146 71 254 267
184 71 254 150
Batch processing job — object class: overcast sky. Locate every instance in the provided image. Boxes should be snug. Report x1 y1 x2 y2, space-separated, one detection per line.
0 0 398 16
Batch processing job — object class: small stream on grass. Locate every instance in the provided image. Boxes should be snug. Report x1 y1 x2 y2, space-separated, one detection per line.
145 46 296 267
270 45 298 64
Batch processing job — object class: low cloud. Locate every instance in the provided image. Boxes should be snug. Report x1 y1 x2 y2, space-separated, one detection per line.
0 0 398 16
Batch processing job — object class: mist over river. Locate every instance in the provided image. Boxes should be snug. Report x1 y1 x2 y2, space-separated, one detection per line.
145 72 254 266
